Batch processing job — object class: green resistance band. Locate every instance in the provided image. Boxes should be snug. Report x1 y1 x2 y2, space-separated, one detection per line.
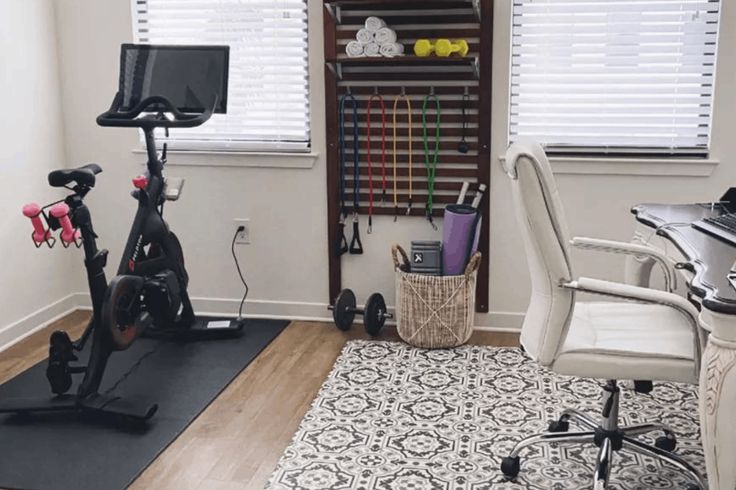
422 93 441 228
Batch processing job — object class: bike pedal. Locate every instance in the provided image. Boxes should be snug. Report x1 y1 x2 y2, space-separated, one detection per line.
46 360 73 395
49 330 78 363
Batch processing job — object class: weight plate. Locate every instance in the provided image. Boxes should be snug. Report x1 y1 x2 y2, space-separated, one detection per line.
364 293 387 336
333 289 357 331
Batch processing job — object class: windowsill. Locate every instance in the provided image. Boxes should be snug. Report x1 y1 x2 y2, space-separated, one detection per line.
498 155 719 177
131 148 319 169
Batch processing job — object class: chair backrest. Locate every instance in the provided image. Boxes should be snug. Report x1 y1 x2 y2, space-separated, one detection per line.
503 140 575 366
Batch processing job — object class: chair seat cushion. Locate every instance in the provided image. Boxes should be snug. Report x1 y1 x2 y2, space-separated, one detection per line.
552 302 697 383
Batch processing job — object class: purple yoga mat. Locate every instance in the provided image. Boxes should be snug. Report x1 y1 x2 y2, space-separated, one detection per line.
442 204 481 275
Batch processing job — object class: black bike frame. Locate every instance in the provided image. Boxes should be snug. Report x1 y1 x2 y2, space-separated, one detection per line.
116 127 195 325
62 191 111 398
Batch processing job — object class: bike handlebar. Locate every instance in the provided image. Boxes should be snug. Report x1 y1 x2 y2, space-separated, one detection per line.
96 92 216 129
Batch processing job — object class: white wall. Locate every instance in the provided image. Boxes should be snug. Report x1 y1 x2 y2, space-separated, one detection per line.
54 0 332 320
0 0 75 347
487 0 736 323
50 0 736 329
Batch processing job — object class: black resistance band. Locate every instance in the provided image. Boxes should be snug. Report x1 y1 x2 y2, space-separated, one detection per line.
337 93 359 256
340 93 363 255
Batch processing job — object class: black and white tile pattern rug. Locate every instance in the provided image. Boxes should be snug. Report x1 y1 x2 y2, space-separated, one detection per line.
266 340 704 489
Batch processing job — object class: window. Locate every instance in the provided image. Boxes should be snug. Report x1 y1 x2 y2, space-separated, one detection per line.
509 0 721 156
132 0 310 152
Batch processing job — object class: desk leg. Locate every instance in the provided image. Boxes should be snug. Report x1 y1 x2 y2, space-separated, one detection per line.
699 311 736 489
624 233 656 287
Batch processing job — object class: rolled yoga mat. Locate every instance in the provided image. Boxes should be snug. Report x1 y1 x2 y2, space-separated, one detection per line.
442 204 481 275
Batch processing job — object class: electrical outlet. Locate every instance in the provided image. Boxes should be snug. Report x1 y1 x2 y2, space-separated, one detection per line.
234 219 250 245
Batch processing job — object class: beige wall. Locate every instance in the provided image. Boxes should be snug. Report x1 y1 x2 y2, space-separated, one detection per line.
47 0 736 330
0 0 75 347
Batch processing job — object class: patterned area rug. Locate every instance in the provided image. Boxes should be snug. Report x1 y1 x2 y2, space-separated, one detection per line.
267 340 704 490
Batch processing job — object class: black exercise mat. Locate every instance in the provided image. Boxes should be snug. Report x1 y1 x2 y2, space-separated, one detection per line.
0 318 289 490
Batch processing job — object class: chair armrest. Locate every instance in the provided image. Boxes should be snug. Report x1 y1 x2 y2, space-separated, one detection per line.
562 277 703 368
570 237 676 292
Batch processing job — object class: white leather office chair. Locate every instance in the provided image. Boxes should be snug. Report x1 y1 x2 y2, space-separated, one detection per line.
501 141 707 489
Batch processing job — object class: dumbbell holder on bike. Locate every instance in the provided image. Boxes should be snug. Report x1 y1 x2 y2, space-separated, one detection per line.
0 93 243 423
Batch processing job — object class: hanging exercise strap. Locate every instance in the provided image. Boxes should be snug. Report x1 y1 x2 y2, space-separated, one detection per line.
422 92 441 229
338 93 360 256
366 93 387 234
458 90 470 153
345 94 363 255
392 93 412 220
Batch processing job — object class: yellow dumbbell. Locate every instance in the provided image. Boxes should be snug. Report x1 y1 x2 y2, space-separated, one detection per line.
413 39 435 57
435 39 469 57
414 39 470 57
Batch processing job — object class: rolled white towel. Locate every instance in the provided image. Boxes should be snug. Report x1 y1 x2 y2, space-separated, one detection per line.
355 28 374 45
379 43 404 58
345 40 365 58
364 16 386 32
363 41 381 57
374 27 397 45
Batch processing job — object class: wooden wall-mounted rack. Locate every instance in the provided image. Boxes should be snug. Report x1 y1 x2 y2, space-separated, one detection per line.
324 0 493 312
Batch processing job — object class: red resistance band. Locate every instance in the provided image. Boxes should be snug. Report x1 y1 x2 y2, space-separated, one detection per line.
366 94 387 234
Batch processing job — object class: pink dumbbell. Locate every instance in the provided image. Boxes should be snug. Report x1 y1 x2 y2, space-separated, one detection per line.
50 203 80 246
23 203 53 245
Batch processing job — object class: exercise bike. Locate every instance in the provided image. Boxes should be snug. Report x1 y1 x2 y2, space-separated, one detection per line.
0 44 242 423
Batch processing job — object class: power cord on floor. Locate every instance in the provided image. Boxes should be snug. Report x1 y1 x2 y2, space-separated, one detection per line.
232 226 250 320
103 344 162 396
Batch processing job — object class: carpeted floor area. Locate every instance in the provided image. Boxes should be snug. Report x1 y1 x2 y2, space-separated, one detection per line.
266 340 704 490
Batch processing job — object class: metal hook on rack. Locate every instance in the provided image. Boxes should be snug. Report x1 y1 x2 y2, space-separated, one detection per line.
374 86 379 96
429 86 435 96
472 0 481 21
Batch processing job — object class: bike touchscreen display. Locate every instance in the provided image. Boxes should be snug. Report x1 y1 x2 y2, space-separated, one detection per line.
119 44 229 114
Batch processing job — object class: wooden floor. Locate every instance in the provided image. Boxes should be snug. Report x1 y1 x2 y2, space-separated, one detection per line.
0 311 519 490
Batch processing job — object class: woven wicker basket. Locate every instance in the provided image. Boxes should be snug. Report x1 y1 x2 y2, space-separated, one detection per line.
392 244 481 349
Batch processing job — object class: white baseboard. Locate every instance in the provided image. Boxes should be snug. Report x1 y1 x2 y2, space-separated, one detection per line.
0 294 524 353
190 296 335 323
477 311 524 332
0 295 83 353
71 292 92 309
191 296 524 331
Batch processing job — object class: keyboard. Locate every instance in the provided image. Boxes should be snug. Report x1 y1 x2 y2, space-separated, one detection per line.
693 213 736 246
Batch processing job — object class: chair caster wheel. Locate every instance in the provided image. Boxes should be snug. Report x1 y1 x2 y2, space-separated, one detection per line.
655 435 677 452
500 456 520 479
548 420 569 433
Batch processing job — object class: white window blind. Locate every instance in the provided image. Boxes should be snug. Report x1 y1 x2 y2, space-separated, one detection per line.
510 0 721 155
132 0 310 152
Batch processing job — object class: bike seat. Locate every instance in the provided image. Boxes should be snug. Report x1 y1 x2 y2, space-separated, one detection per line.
48 164 102 188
